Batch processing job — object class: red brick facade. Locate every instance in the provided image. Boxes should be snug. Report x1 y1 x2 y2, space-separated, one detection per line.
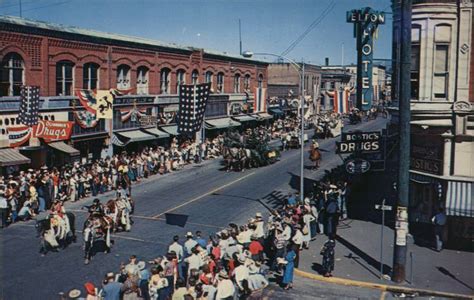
0 22 268 97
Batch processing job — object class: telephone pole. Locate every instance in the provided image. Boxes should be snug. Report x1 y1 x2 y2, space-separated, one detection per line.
392 0 412 283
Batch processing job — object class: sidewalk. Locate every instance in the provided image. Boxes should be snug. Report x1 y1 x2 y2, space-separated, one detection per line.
297 219 474 296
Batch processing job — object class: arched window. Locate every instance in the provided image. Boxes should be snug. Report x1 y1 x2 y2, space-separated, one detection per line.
83 62 99 90
217 72 224 93
233 74 241 93
243 74 251 91
117 64 131 90
136 66 149 95
205 71 213 84
1 53 24 96
160 68 171 94
56 60 74 96
191 70 199 85
176 69 186 90
258 74 263 88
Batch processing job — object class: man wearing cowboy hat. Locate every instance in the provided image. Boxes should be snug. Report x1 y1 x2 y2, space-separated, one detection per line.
216 270 235 300
100 272 122 300
254 212 265 241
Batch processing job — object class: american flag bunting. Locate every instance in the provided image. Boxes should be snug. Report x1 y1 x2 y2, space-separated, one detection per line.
18 86 40 126
177 83 211 134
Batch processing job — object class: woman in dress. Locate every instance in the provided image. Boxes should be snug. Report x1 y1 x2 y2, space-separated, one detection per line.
321 238 336 277
282 244 297 290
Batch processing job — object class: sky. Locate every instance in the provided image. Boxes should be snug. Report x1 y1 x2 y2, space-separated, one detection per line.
0 0 393 66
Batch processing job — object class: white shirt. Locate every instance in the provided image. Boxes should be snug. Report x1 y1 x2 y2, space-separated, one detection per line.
168 242 184 262
184 239 198 255
254 220 265 238
237 230 252 244
216 279 235 299
282 225 292 241
292 229 303 245
233 265 249 290
185 253 203 271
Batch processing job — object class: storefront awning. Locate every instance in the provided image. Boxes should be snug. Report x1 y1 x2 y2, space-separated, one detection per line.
159 125 180 136
205 118 241 129
257 113 273 120
231 115 256 122
0 148 31 167
269 108 284 115
142 127 170 139
446 181 473 217
115 130 156 143
48 142 80 156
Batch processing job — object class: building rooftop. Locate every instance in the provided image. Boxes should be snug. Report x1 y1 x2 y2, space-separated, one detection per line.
0 15 266 65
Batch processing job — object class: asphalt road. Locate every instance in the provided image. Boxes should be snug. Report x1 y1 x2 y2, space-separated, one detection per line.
0 118 388 300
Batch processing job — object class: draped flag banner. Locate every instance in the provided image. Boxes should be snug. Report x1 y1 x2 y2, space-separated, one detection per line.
326 87 355 114
120 107 148 122
75 89 98 114
75 89 114 119
18 86 40 126
177 83 211 134
254 87 267 113
7 126 31 147
73 110 99 128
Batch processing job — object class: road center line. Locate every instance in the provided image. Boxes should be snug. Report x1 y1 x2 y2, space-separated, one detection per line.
133 215 224 229
152 171 256 219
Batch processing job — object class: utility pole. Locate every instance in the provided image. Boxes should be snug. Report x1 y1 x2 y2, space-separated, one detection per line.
239 19 242 55
392 0 411 283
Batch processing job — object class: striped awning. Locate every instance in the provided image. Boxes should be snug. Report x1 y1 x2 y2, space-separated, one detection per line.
231 115 256 122
142 127 170 139
446 180 473 217
257 113 273 120
205 117 241 129
159 125 179 136
48 142 80 156
0 148 30 167
111 134 126 147
115 130 156 143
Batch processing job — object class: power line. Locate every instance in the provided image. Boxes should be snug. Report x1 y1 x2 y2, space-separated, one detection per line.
1 0 72 15
280 0 336 57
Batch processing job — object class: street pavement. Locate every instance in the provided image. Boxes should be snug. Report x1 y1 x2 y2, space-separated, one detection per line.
0 117 410 300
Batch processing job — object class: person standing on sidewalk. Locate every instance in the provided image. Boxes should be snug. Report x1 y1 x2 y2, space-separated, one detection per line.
282 244 297 290
432 208 447 252
320 236 336 277
0 187 9 228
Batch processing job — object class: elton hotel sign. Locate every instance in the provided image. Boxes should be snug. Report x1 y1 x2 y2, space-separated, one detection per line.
347 8 385 111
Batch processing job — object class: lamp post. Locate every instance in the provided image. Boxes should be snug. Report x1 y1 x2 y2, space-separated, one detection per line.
242 51 306 202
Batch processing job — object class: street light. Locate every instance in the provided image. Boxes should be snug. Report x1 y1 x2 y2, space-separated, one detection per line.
242 51 306 203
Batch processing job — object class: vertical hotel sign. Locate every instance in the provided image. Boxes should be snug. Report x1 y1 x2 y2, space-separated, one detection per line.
347 7 385 111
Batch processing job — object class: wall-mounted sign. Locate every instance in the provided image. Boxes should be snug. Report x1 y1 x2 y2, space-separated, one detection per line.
139 115 158 127
345 158 371 174
337 130 382 154
410 134 444 175
347 7 385 110
34 120 74 142
114 96 154 105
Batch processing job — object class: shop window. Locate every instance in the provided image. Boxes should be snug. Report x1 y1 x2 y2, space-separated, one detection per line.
56 60 74 96
136 66 149 95
83 62 99 90
160 68 170 94
0 53 24 96
117 64 131 90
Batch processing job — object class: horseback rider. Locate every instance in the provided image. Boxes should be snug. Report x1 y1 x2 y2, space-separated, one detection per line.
85 198 105 220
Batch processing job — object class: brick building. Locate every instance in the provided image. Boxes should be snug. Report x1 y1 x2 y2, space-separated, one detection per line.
0 16 269 170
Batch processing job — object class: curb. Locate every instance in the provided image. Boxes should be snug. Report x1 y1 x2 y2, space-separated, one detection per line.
294 269 474 299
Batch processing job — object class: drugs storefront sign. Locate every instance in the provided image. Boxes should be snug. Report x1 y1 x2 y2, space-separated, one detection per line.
34 120 74 142
336 130 382 154
410 134 444 175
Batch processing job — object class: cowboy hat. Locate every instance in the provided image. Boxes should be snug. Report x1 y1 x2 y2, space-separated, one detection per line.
255 212 263 218
218 270 229 279
106 272 115 279
84 282 96 295
68 289 81 298
237 255 246 264
137 261 146 271
185 232 193 238
330 184 337 189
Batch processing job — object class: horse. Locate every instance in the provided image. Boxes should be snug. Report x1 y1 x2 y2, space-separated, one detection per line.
36 212 76 255
309 146 322 170
223 146 241 172
83 214 114 264
105 198 133 232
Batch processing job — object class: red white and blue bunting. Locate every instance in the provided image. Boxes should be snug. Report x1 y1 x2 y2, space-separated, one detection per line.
7 126 31 147
120 107 148 122
73 109 99 128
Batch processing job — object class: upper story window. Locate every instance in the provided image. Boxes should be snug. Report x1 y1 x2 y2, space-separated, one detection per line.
243 74 251 91
192 70 199 85
258 74 263 89
433 24 451 100
217 72 224 93
205 71 213 84
411 25 421 100
136 66 149 95
176 69 186 91
117 64 131 90
56 60 74 96
233 74 241 93
1 53 24 96
83 63 99 90
160 68 170 94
